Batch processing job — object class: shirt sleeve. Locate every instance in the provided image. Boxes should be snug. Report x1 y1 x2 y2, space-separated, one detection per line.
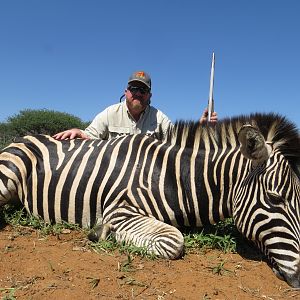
83 109 109 139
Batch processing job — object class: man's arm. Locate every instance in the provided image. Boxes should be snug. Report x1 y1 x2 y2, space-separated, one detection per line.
53 109 109 140
83 110 109 140
53 128 90 140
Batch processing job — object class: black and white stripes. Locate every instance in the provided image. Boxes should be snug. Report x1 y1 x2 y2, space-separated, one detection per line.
0 113 300 287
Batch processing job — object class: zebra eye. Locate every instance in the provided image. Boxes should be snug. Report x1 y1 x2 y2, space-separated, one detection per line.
266 191 287 209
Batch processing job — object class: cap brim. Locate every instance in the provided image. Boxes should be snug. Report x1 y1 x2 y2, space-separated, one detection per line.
128 79 151 89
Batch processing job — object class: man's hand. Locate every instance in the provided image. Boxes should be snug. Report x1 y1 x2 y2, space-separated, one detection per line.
200 108 218 125
53 128 90 140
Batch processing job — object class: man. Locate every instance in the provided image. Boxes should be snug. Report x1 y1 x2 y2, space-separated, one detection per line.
53 71 218 141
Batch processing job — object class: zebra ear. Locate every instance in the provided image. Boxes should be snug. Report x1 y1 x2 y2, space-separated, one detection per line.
238 124 272 165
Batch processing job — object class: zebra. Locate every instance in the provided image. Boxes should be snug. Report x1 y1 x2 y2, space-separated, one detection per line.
0 113 299 287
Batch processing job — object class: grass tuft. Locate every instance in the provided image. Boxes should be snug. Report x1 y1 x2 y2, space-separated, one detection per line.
184 219 238 253
90 235 158 259
1 204 81 236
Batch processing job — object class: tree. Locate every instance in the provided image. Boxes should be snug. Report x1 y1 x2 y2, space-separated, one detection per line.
0 109 89 148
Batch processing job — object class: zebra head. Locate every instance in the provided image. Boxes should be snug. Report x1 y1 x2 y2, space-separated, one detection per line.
234 122 300 288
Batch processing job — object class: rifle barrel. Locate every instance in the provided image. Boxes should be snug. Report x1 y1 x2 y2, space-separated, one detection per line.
208 52 215 122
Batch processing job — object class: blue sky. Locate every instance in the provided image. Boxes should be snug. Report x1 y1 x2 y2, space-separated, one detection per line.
0 0 299 128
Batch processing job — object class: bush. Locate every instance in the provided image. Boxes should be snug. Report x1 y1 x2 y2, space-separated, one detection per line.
0 123 14 149
0 109 90 149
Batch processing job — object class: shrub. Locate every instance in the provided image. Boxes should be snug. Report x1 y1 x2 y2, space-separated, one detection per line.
0 109 89 149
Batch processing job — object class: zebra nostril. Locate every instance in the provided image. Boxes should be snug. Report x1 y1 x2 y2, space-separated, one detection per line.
288 272 300 288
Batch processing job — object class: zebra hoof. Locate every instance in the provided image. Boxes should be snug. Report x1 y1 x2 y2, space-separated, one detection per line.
88 223 112 242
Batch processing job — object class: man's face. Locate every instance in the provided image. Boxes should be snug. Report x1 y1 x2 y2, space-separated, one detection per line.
125 81 151 113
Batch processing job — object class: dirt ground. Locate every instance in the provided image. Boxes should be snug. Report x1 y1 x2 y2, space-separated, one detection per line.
0 225 299 300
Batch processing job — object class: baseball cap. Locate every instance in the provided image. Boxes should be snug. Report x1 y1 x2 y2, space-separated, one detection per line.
128 71 151 89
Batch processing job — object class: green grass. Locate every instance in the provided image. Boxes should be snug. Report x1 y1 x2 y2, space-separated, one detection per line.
1 204 239 257
0 204 81 236
208 260 233 276
90 235 158 259
0 288 17 300
183 220 238 253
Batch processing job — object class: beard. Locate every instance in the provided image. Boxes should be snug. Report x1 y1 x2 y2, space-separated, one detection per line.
129 98 148 112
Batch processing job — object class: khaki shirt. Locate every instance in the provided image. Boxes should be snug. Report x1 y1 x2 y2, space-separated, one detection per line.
83 101 172 140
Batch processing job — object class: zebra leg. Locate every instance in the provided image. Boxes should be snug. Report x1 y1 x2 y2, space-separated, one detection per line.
102 206 185 259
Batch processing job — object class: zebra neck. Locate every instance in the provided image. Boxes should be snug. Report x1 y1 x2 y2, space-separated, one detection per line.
166 144 248 227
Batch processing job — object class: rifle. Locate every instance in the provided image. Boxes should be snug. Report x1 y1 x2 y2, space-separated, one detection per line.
207 52 215 122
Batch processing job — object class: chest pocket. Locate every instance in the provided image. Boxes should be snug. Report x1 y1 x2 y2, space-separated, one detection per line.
108 126 132 139
144 121 161 139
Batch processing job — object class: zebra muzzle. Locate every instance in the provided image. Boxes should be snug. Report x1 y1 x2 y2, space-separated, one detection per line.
88 223 113 242
273 264 300 288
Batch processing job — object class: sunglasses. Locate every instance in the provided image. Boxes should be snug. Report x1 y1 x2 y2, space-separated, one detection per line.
127 85 150 95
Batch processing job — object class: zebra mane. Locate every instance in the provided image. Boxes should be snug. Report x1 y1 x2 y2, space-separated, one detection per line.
166 112 300 171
